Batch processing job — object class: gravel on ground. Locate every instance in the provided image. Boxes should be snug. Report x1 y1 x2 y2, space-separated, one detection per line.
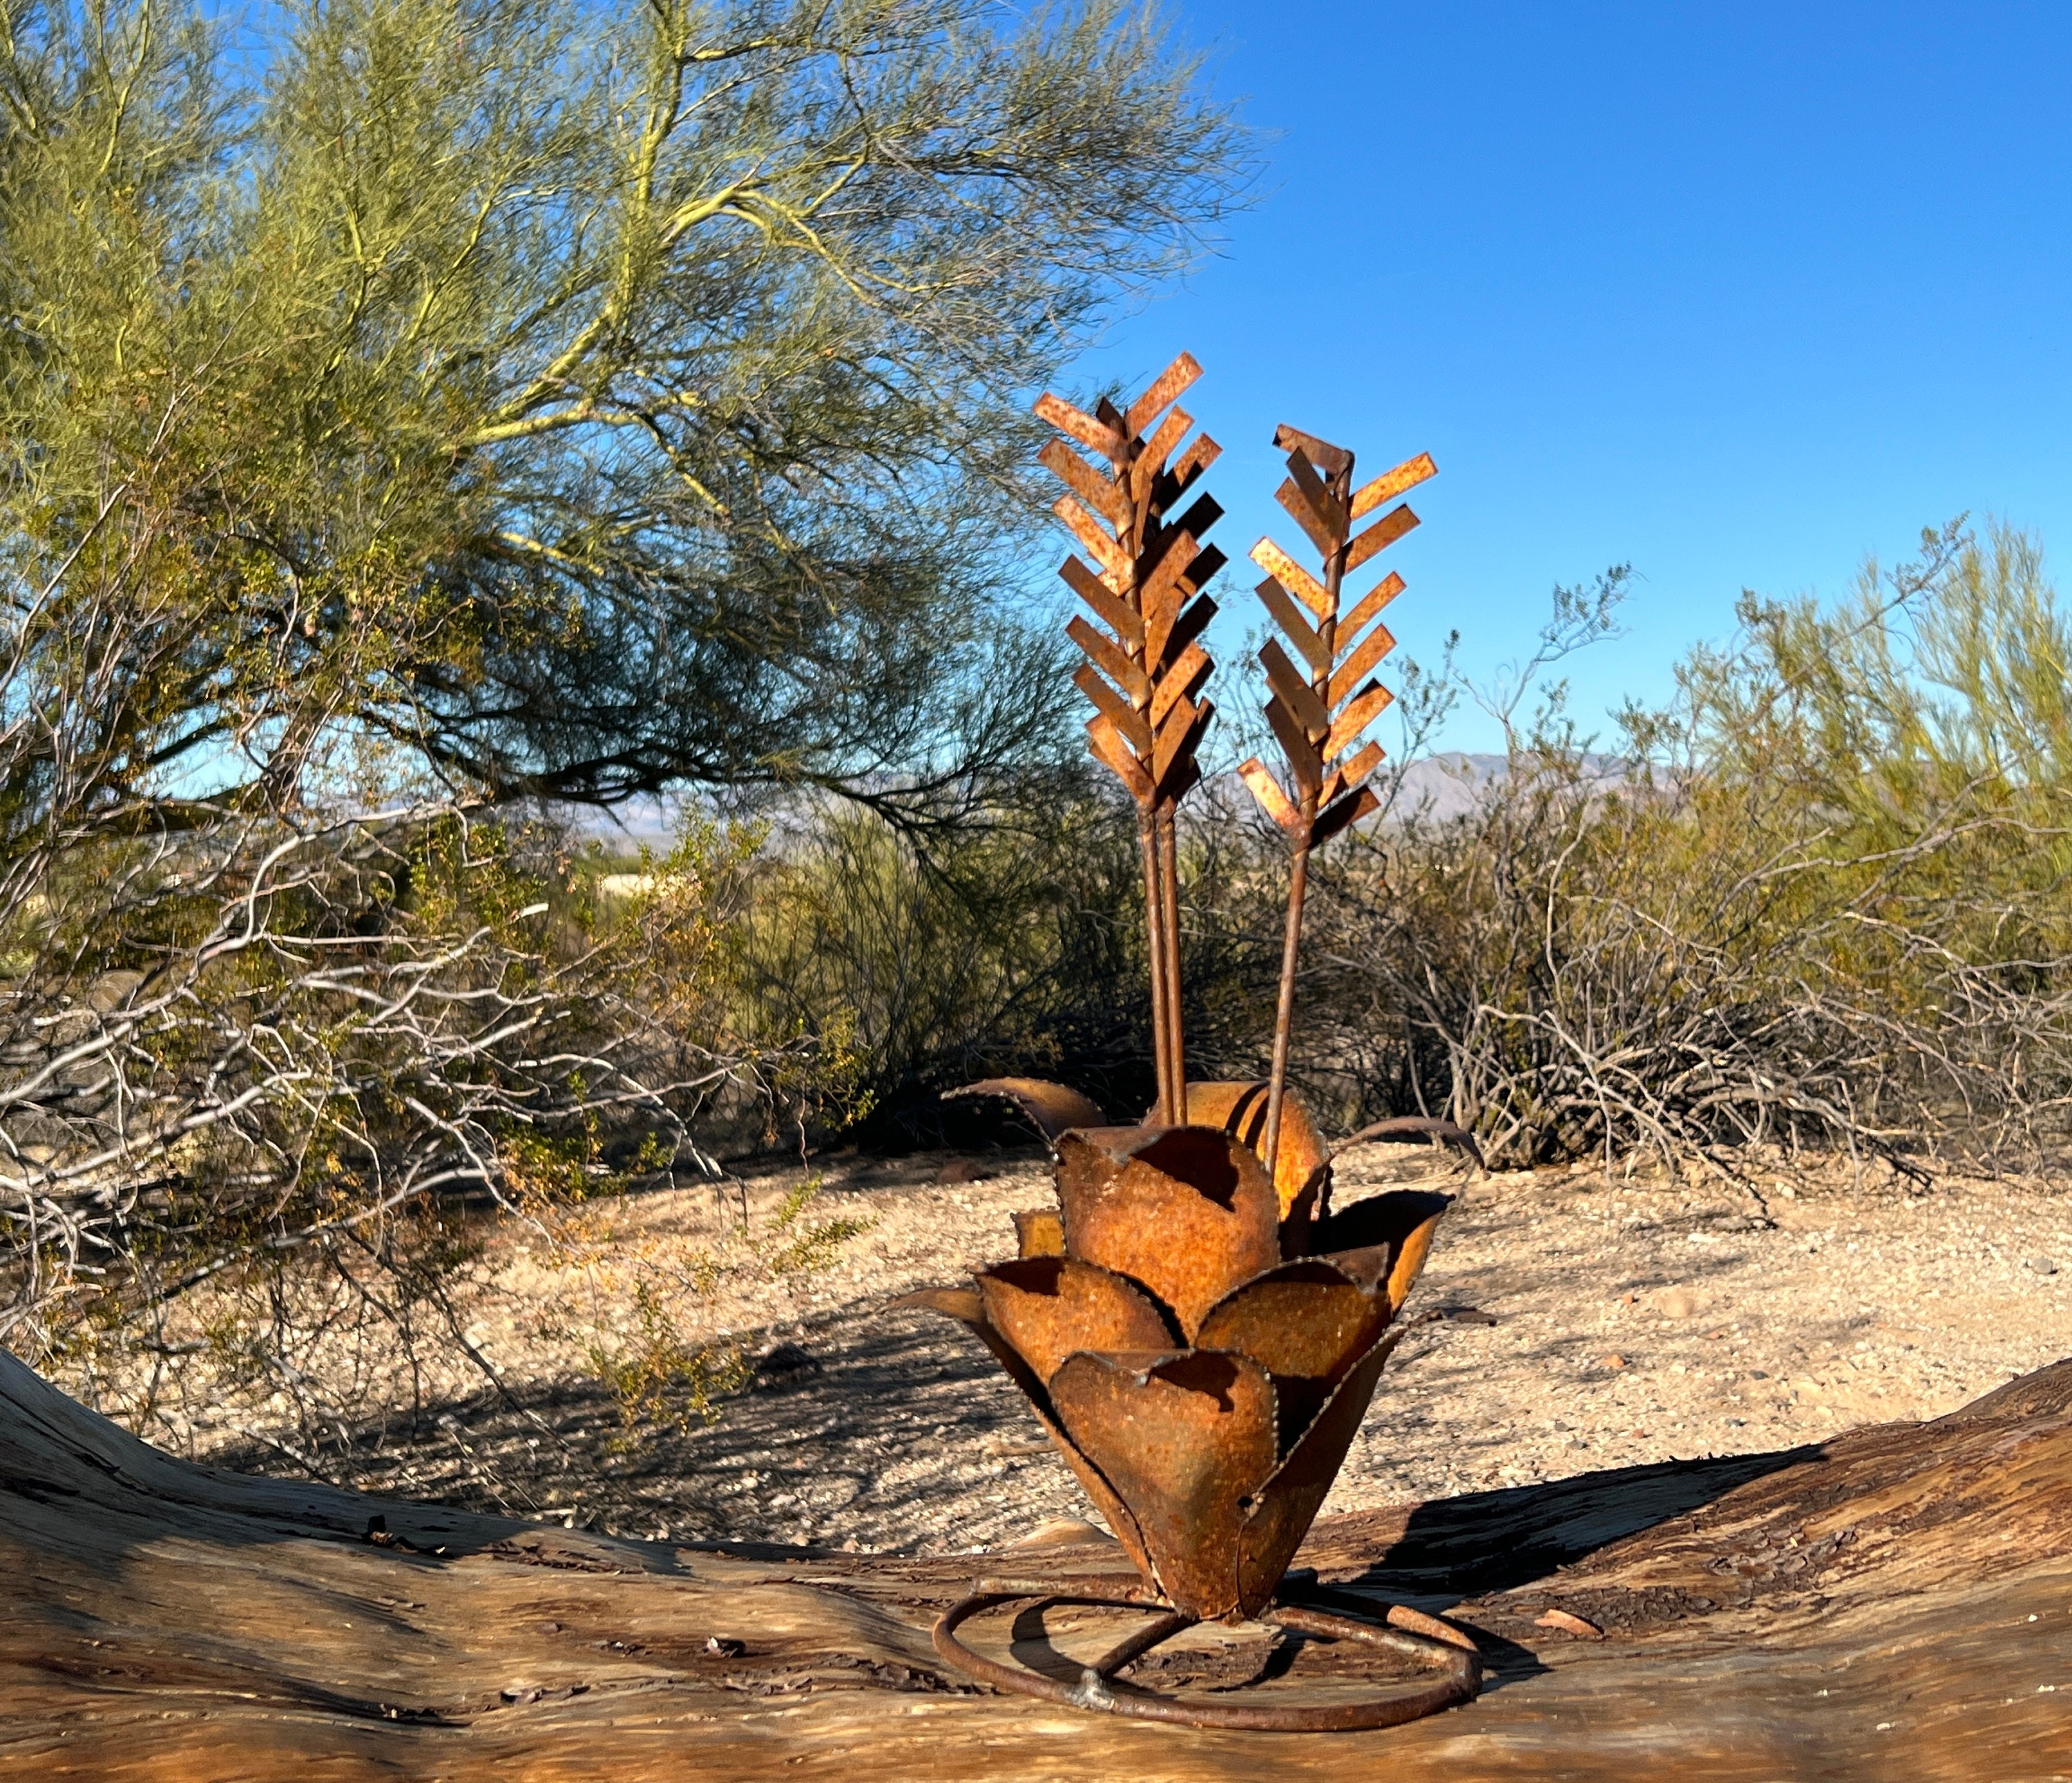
189 1140 2072 1556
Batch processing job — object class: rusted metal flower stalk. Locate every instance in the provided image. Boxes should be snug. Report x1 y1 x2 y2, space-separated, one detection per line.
1032 355 1225 1128
1240 428 1436 1175
1261 452 1354 1176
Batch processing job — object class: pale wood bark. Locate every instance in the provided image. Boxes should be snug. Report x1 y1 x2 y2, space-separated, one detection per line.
2 1345 2068 1779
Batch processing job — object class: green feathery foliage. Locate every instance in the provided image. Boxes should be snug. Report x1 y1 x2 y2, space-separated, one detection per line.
0 0 1246 854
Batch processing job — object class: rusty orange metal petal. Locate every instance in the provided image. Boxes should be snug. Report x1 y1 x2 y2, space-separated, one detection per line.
1234 1327 1406 1616
1059 554 1146 650
1050 1348 1278 1621
1311 784 1381 849
1075 662 1153 755
1153 592 1218 682
1260 637 1328 738
886 1286 1041 1400
1324 680 1393 762
1011 1207 1064 1257
1250 536 1332 622
887 1286 1151 1581
1150 641 1214 729
1038 436 1132 529
1311 1191 1454 1317
1193 1257 1389 1453
1321 739 1385 809
1123 350 1204 440
1055 1126 1281 1339
1066 616 1151 708
1339 569 1406 644
1265 693 1323 793
1161 1081 1332 1228
1276 474 1341 559
1328 619 1398 711
1257 574 1329 677
1350 450 1437 520
1272 423 1353 479
1343 499 1419 573
1238 756 1301 833
1131 405 1196 499
976 1256 1179 1385
1033 392 1126 465
1283 447 1347 545
1310 1240 1394 1297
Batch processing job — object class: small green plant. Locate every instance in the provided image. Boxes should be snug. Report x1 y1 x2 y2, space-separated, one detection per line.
767 1176 876 1279
585 1282 754 1443
564 1173 875 1445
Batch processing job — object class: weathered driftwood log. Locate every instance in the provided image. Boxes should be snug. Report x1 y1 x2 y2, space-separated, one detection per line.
2 1346 2068 1780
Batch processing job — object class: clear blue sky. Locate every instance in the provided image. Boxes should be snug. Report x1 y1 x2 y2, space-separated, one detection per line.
1070 1 2072 753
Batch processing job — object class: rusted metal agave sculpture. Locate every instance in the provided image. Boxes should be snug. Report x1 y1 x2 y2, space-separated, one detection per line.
897 360 1481 1731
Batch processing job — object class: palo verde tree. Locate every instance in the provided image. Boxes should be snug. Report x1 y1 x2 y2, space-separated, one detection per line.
0 0 1245 836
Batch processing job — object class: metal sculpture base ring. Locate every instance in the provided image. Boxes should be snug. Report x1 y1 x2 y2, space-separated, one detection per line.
932 1580 1481 1733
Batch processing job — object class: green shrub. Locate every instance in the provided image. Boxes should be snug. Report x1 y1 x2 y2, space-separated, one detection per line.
1296 521 2072 1171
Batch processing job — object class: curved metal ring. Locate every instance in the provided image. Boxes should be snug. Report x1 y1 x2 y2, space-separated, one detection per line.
931 1588 1481 1733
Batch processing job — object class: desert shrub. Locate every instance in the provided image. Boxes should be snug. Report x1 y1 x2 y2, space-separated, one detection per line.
728 773 1161 1135
747 521 2072 1182
543 1173 872 1447
1296 521 2072 1173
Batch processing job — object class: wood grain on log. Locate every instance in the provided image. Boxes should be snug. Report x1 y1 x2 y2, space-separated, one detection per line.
2 1346 2069 1779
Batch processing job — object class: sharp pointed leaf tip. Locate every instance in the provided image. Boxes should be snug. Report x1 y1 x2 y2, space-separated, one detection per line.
945 1077 1109 1141
1335 1116 1486 1172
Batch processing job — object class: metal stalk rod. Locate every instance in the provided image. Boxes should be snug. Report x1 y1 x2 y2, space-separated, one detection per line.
1155 799 1185 1121
1136 803 1174 1125
1260 825 1312 1175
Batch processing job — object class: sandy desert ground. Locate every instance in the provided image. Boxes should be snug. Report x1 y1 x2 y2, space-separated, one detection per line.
167 1137 2072 1556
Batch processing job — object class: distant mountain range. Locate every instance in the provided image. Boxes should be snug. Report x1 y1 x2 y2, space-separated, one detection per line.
552 752 1631 854
1380 752 1510 819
